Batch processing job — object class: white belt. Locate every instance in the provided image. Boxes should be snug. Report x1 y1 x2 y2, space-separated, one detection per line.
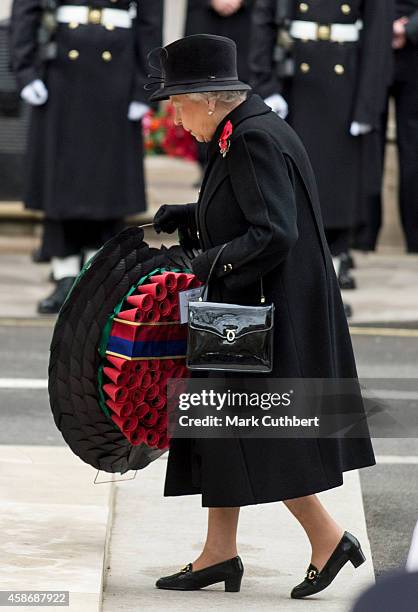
289 20 363 42
56 5 133 29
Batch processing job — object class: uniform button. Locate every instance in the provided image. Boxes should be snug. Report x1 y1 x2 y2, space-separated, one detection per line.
102 51 112 62
68 49 79 60
105 24 115 31
299 2 309 12
196 231 200 239
341 3 351 14
68 21 79 29
334 64 345 75
300 62 310 73
89 9 102 24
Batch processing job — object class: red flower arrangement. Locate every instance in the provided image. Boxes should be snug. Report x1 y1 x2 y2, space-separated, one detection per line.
142 104 198 161
219 120 233 157
99 270 203 449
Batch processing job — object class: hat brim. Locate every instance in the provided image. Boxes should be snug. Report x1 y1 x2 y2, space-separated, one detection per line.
149 80 252 102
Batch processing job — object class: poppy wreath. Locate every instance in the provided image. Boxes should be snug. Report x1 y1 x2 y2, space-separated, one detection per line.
48 226 200 474
98 268 202 450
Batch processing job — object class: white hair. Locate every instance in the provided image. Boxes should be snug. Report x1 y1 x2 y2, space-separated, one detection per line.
186 90 249 105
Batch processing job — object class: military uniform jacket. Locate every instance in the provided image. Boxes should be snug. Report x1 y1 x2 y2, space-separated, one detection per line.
163 95 375 507
9 0 162 220
185 0 254 82
249 0 393 229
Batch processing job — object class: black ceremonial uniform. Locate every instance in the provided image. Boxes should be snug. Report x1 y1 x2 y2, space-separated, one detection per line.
9 0 162 224
249 0 392 243
185 0 255 171
392 0 418 252
185 0 254 83
359 0 418 252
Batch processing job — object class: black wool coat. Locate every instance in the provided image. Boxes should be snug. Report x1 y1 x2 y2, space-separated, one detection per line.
163 94 376 507
9 0 162 220
185 0 254 83
249 0 393 229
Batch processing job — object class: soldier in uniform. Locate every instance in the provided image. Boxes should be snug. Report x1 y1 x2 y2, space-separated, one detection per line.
9 0 162 313
185 0 255 84
356 0 418 252
185 0 255 177
249 0 392 301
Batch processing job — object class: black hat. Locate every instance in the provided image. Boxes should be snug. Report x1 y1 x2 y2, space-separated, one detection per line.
148 34 251 102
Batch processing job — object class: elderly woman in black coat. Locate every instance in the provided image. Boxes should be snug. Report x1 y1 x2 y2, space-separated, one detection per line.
150 34 375 599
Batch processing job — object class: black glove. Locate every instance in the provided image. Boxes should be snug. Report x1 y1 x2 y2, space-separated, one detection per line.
153 204 189 234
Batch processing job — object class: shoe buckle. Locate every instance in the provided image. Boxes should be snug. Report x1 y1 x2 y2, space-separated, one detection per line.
180 563 191 573
306 569 318 580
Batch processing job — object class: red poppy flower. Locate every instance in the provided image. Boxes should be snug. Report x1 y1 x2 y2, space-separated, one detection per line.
219 120 233 157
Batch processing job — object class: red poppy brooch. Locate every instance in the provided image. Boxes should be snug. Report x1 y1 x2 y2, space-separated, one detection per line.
219 120 233 158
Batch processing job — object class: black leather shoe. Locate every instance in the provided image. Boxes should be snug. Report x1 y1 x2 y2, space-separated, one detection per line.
31 247 51 264
37 277 76 314
156 556 244 591
291 531 366 599
338 252 356 289
339 271 356 290
344 303 353 319
341 251 355 270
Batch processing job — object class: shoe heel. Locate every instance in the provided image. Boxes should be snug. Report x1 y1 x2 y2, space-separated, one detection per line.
349 546 366 568
224 574 242 592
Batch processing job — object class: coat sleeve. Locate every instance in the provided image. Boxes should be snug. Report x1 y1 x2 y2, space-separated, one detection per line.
405 11 418 44
131 0 163 104
191 128 299 290
248 0 281 99
351 0 394 127
9 0 43 90
178 203 201 251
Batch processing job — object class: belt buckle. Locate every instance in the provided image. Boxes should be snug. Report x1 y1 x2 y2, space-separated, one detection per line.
317 23 331 41
88 7 103 25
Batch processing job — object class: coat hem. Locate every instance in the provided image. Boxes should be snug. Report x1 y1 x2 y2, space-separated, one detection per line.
163 457 376 508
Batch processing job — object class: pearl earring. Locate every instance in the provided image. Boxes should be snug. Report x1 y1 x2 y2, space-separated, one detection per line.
208 110 214 116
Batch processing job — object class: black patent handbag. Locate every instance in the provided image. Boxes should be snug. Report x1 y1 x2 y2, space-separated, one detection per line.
186 244 274 373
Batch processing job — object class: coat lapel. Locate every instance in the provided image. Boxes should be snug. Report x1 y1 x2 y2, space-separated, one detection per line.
196 94 271 246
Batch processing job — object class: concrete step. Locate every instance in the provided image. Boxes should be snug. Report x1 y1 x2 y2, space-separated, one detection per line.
103 457 374 611
0 445 114 612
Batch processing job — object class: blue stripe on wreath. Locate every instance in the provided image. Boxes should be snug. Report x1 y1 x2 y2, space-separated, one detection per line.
107 337 187 358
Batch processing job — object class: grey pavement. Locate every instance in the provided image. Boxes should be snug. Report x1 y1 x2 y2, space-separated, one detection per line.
1 315 417 610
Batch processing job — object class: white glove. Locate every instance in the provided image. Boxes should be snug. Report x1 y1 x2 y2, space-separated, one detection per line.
20 79 48 106
127 101 150 121
264 93 288 119
350 121 372 136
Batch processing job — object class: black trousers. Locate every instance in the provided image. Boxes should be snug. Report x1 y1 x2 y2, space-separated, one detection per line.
42 218 124 259
394 45 418 252
325 228 350 257
355 44 418 252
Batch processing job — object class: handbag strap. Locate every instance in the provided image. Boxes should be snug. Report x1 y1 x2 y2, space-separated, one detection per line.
198 244 265 304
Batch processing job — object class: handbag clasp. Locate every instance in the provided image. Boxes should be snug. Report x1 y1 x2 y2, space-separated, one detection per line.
225 329 236 342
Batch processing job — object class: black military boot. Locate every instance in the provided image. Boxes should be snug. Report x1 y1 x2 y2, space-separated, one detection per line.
31 246 51 264
290 531 366 599
338 253 357 290
344 303 353 318
156 556 244 591
37 276 76 314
